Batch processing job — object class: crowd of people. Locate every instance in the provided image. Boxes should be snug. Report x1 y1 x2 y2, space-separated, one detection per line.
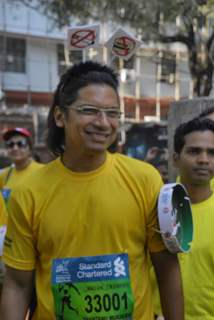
0 60 213 320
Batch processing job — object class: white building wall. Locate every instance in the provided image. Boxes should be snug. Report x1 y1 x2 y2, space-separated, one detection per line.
27 38 58 92
0 0 193 101
0 0 65 39
0 0 65 94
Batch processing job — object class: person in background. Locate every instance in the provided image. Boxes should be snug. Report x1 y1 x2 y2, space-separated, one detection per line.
155 160 168 184
0 127 43 204
152 118 214 319
176 106 214 188
0 61 183 320
0 192 7 295
144 147 169 183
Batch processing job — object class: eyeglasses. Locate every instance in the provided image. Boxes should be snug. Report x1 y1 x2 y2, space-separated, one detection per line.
70 105 122 119
5 140 28 149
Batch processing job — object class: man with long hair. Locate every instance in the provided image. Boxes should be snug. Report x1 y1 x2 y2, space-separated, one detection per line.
1 61 183 320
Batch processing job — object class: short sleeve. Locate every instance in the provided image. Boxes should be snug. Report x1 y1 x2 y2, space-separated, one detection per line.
3 187 37 270
144 166 166 253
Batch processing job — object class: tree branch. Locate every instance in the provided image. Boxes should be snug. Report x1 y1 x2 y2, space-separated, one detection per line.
159 33 190 47
207 30 214 51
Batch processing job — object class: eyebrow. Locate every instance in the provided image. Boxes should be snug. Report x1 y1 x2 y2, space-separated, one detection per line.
75 103 120 109
186 146 214 151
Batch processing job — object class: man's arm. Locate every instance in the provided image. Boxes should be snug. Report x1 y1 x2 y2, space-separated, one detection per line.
150 250 184 320
0 265 35 320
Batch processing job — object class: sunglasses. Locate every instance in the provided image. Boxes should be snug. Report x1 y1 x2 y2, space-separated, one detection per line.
5 140 28 149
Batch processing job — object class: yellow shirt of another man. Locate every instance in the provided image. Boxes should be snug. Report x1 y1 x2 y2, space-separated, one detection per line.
3 153 165 320
0 193 7 226
0 161 43 203
0 161 43 189
152 192 214 319
179 192 214 319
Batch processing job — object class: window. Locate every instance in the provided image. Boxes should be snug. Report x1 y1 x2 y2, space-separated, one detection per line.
57 44 83 76
0 36 26 73
160 52 176 84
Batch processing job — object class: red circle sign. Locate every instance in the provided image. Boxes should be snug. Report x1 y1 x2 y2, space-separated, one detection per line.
112 36 136 57
70 30 96 49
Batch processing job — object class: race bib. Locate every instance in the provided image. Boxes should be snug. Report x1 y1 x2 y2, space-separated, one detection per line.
51 253 134 320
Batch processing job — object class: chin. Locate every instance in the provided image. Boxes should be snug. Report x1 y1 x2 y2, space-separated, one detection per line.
85 143 109 154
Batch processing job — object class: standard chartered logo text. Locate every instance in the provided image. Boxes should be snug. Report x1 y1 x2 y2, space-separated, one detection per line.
76 257 127 280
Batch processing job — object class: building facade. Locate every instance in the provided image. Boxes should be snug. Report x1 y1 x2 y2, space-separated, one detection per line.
0 0 196 163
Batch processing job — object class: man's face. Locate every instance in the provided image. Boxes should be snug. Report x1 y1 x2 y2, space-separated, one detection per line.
5 134 31 163
55 84 120 156
174 130 214 185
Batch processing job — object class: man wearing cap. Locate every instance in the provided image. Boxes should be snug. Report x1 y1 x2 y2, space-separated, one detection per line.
0 127 43 205
0 128 43 301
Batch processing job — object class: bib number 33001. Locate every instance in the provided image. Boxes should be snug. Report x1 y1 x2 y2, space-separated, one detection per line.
52 253 134 320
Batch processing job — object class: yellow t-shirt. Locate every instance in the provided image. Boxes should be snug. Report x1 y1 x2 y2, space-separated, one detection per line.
0 160 43 189
0 193 7 227
0 193 7 283
152 192 214 319
0 160 43 205
179 192 214 319
3 152 165 320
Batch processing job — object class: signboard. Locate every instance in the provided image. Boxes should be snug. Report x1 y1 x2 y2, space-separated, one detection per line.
105 28 141 60
67 24 100 50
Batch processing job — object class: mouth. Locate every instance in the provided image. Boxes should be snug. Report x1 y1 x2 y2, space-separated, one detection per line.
85 130 111 142
194 168 210 175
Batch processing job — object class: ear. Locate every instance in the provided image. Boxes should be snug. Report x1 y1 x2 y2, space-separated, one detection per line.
173 152 179 168
54 106 66 128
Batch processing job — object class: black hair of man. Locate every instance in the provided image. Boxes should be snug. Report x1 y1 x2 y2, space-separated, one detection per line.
174 118 214 154
198 106 214 118
47 60 119 156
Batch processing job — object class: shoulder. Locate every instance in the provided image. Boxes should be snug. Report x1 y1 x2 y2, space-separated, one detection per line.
13 159 59 193
0 166 13 185
0 166 11 176
111 153 163 194
29 161 45 170
112 153 161 178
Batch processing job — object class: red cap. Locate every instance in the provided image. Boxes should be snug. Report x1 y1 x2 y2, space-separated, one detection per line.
2 127 32 141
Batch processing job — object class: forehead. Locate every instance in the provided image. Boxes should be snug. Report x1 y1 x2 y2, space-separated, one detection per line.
76 84 119 105
7 134 27 141
205 112 214 121
183 130 214 148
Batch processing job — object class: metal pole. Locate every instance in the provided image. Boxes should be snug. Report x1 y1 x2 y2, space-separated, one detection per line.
135 53 141 122
156 50 162 121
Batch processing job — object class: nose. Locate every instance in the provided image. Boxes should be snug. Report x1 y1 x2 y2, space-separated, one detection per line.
197 151 209 163
93 110 111 127
11 143 19 150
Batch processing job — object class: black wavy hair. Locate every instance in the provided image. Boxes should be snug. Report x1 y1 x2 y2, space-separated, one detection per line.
47 60 119 156
174 118 214 154
199 106 214 118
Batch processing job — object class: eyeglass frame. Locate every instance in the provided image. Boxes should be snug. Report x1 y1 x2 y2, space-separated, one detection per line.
63 104 123 120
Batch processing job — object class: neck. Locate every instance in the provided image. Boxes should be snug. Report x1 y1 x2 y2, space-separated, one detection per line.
14 158 32 170
180 179 212 204
62 151 107 172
